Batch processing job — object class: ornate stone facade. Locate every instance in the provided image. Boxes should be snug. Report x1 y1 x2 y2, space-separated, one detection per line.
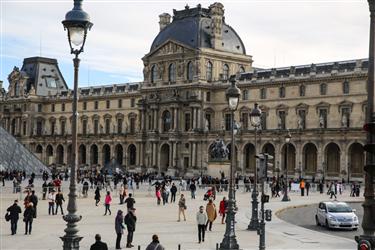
0 3 367 181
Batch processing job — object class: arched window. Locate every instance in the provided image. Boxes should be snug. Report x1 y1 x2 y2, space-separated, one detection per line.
343 80 349 94
279 86 285 98
162 111 171 132
206 61 213 81
223 64 229 80
187 61 194 81
151 65 158 84
168 63 176 83
320 83 327 95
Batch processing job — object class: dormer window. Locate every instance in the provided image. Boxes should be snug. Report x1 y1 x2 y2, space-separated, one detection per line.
45 77 57 88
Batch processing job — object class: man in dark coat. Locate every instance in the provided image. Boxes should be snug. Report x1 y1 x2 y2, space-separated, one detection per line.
55 190 65 215
124 193 136 211
90 234 108 250
7 200 22 235
29 190 38 218
170 183 177 203
124 208 137 248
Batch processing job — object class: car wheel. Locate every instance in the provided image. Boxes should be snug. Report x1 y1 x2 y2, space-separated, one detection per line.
315 215 320 226
325 220 330 230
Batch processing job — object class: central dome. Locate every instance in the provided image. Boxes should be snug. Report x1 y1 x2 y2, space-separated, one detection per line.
150 3 246 55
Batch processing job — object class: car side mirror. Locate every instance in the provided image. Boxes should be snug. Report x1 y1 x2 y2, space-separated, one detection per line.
352 209 356 212
320 208 326 213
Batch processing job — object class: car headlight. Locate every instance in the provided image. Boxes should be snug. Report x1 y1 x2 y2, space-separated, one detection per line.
353 216 358 221
328 215 337 221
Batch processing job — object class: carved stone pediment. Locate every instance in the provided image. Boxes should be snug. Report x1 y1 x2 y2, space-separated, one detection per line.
152 40 191 57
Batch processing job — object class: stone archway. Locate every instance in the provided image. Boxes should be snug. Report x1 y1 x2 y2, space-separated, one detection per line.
56 145 64 165
46 145 53 165
243 143 256 173
325 143 340 177
128 144 137 166
160 143 170 172
349 143 364 178
90 144 99 165
102 144 111 166
115 144 123 166
78 144 86 165
281 143 296 174
303 143 317 175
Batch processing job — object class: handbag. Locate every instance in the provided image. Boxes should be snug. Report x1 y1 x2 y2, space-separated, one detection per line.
5 212 10 222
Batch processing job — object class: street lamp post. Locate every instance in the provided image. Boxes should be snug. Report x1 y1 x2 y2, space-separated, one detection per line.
219 75 240 250
281 130 291 202
355 1 375 248
248 103 262 231
61 1 92 249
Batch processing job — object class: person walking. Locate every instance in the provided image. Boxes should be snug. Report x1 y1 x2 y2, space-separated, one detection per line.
156 187 161 205
196 206 207 243
23 202 35 235
48 190 56 215
305 181 311 196
300 179 305 196
90 234 108 250
205 199 217 231
124 208 137 248
178 194 186 222
190 182 197 199
104 191 112 216
95 186 101 206
145 234 165 250
115 210 125 249
329 182 337 200
124 193 136 211
55 190 65 215
7 200 22 235
29 190 38 218
119 185 125 204
170 183 177 203
219 197 228 224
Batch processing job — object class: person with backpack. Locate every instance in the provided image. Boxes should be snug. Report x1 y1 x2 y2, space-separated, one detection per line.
7 200 22 235
145 234 165 250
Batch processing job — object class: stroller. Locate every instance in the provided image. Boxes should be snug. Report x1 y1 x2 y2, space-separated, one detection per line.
204 188 214 201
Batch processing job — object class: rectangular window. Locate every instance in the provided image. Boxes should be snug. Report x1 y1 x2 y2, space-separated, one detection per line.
105 119 110 134
241 113 249 130
61 121 65 135
129 118 135 134
23 121 27 135
243 90 249 101
185 113 191 131
131 98 135 108
278 111 286 130
205 113 211 131
36 121 43 135
94 101 98 110
106 100 110 109
51 121 55 135
61 103 65 112
225 113 232 131
83 102 87 110
117 119 123 134
51 104 55 112
260 88 266 99
94 120 99 135
118 99 122 108
37 104 42 112
206 92 211 102
82 120 87 135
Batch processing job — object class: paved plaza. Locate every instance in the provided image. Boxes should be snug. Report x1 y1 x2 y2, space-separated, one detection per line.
0 180 364 250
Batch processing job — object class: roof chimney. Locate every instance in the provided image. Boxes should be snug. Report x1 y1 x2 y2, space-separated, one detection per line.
159 13 171 31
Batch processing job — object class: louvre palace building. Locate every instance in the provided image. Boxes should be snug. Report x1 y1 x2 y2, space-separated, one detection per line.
0 3 368 181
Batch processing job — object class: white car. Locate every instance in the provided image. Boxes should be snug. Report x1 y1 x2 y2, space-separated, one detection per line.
315 201 359 230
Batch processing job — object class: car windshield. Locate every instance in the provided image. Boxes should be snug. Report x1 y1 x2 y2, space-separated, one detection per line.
327 204 352 213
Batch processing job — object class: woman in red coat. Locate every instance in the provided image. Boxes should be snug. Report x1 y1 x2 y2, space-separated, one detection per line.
219 197 228 224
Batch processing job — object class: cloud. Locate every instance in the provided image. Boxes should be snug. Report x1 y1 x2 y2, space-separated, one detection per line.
1 0 371 88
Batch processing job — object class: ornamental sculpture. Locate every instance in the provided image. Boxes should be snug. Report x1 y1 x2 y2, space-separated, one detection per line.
209 139 229 161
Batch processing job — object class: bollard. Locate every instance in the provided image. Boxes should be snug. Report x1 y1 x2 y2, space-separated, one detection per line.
216 243 219 250
138 245 140 250
178 244 181 250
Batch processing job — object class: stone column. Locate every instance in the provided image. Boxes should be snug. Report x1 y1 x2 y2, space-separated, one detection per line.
173 142 177 168
63 145 68 165
86 145 90 166
192 142 196 168
197 108 202 130
140 143 144 166
152 142 157 167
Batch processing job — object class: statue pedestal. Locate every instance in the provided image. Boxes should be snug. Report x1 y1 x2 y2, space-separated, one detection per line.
207 161 230 179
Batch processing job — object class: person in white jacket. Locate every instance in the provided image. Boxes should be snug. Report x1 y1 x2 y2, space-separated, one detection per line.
196 206 208 243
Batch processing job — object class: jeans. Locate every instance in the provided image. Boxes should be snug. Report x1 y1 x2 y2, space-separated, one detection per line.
191 190 196 199
206 220 213 231
116 233 122 249
171 193 176 203
55 203 64 215
25 220 33 234
127 230 134 245
48 203 55 215
10 219 18 234
198 224 205 242
104 204 111 215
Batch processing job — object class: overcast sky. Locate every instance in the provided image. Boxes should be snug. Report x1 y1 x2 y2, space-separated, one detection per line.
0 0 371 89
